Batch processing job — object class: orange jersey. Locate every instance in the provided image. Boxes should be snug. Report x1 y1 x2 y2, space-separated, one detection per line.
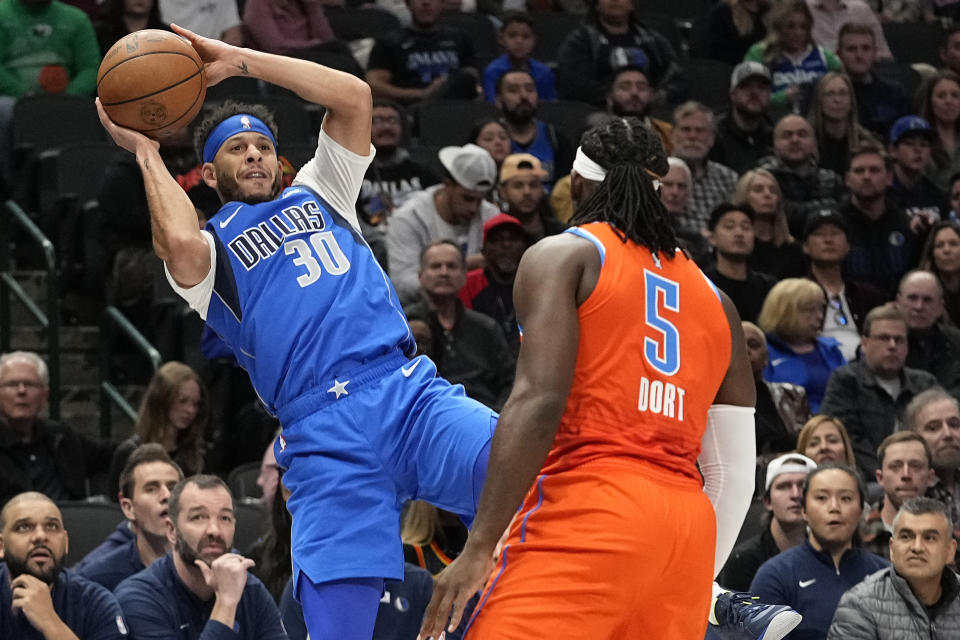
542 222 732 482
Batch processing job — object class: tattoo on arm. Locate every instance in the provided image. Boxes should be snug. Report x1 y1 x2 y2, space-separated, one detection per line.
238 60 249 75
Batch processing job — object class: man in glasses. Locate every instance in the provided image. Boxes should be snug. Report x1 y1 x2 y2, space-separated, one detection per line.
894 270 960 400
803 209 886 361
0 351 117 506
821 304 939 479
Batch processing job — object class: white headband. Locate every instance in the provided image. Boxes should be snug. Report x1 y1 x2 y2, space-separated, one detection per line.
572 146 607 182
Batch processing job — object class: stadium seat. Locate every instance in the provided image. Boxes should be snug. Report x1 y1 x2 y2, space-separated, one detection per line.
678 58 735 111
537 100 602 142
413 100 499 146
883 22 944 67
287 41 364 79
36 142 118 234
227 461 263 501
233 500 267 553
325 6 402 42
530 12 582 65
59 500 125 568
281 142 319 172
406 143 445 179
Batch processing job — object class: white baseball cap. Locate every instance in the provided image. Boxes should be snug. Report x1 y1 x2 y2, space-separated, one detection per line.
438 143 497 192
765 453 818 492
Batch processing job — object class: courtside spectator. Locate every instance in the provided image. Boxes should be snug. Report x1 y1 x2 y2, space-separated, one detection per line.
711 62 775 176
158 0 242 45
906 388 960 540
606 66 672 154
895 270 960 399
808 71 877 176
734 169 805 279
482 12 555 104
706 0 769 66
919 220 960 327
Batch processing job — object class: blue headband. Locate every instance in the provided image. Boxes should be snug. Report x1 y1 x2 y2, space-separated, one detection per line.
202 114 278 164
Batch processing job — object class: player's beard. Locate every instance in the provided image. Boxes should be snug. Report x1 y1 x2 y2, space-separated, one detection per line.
216 166 282 205
5 548 66 585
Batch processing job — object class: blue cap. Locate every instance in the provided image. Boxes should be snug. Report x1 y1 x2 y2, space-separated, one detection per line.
889 115 935 145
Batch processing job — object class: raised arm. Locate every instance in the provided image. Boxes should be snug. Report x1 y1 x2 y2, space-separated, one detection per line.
418 234 593 639
171 24 371 155
95 100 209 288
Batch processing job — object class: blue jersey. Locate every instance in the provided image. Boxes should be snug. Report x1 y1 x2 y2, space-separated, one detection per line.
189 136 414 416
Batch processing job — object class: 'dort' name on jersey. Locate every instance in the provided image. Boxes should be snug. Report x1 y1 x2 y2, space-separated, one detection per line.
228 200 326 270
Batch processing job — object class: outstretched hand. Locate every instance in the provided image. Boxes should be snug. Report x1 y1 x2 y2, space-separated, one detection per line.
418 545 493 640
96 98 159 155
171 23 241 86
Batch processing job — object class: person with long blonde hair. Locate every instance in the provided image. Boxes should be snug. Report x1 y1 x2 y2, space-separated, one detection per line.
734 168 804 278
795 414 856 466
107 361 208 498
758 278 847 412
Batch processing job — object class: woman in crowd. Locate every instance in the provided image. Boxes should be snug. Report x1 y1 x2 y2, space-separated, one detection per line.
469 118 511 172
917 69 960 191
758 278 846 413
750 464 888 639
743 0 841 110
795 414 857 467
707 0 769 66
108 361 208 498
919 219 960 326
734 168 804 279
808 72 875 176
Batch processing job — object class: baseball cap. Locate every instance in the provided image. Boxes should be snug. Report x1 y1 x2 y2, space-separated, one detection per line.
438 144 497 191
730 61 772 90
889 115 936 145
483 213 528 244
803 209 848 240
500 153 548 183
765 453 818 492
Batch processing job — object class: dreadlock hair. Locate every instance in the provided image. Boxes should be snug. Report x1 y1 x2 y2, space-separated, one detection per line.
568 116 677 257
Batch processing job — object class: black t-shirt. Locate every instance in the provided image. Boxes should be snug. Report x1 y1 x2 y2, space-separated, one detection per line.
704 267 776 323
751 239 806 280
367 26 475 89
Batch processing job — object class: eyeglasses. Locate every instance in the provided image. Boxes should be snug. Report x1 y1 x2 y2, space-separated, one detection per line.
828 296 848 326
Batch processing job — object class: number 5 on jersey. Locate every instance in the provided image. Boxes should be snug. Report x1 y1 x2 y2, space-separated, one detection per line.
285 231 351 287
643 270 680 376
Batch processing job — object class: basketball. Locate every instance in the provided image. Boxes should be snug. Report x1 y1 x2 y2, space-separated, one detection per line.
97 29 206 139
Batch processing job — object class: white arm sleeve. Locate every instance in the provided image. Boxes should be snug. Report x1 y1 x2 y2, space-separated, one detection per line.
164 230 216 320
292 128 375 233
699 404 756 579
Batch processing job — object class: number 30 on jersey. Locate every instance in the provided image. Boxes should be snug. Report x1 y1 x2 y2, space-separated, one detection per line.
285 231 351 287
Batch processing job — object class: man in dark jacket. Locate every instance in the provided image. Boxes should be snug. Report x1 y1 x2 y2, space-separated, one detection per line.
820 305 939 479
0 351 116 505
895 270 960 399
828 497 960 639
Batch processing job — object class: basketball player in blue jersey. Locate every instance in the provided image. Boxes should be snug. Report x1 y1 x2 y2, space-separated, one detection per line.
96 24 496 640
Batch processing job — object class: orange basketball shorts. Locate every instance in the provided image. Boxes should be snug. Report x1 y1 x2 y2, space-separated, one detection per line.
464 459 716 640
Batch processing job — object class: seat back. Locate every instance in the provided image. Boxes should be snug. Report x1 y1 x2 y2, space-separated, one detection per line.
227 461 263 501
414 100 499 146
326 6 402 42
58 501 126 568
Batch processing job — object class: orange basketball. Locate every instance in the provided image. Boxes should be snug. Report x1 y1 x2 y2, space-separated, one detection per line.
97 29 206 139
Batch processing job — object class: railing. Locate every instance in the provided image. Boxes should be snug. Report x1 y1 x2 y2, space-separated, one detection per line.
0 200 60 418
99 305 161 439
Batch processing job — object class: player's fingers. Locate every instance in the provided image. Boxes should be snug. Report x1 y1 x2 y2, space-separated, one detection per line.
419 582 453 640
170 24 198 42
446 592 468 632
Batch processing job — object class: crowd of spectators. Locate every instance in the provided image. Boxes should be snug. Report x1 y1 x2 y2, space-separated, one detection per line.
8 0 960 637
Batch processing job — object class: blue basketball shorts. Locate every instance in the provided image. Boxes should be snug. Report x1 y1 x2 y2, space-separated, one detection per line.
274 353 497 592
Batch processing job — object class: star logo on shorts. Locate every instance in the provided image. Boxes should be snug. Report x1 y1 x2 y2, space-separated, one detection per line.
328 379 349 399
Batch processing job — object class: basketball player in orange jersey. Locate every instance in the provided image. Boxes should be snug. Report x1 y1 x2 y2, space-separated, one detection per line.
419 118 800 640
